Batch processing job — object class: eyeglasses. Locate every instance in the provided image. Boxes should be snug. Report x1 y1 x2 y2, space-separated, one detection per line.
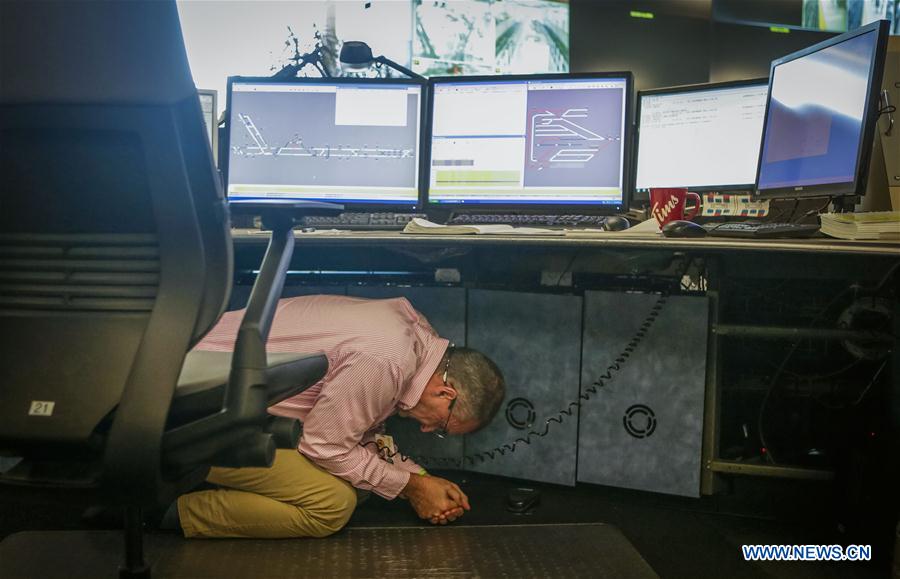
434 346 455 439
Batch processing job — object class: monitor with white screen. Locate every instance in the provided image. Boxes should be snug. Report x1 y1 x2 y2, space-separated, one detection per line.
426 73 632 211
633 79 768 197
197 89 217 164
754 19 890 200
225 77 424 206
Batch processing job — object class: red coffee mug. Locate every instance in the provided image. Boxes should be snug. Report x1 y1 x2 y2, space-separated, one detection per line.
649 188 701 228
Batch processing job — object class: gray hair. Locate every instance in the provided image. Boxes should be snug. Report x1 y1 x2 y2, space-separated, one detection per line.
446 347 505 428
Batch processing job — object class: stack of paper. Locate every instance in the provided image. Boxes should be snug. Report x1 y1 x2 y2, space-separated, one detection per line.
819 211 900 240
402 218 563 236
564 218 661 237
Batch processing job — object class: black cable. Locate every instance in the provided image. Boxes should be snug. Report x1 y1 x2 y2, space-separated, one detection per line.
812 359 888 410
757 263 897 452
554 251 581 287
756 343 799 464
878 104 895 136
728 259 895 328
871 260 900 294
737 341 865 381
785 199 801 223
768 201 796 223
756 284 857 464
801 197 832 222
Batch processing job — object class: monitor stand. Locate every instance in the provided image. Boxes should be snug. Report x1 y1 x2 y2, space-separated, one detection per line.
857 38 898 213
855 119 892 212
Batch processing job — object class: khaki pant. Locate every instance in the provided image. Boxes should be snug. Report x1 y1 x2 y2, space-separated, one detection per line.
177 449 357 539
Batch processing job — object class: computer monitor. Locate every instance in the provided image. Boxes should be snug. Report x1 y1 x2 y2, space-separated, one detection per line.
754 19 890 200
197 89 217 164
224 77 425 207
633 79 769 198
426 73 632 213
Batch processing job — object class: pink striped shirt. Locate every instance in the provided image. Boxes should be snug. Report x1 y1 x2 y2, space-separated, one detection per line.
194 295 449 500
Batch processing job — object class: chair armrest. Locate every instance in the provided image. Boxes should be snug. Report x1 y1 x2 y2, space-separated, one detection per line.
232 213 294 372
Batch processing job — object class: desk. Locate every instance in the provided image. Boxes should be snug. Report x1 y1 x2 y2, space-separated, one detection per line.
232 229 899 496
233 228 900 255
233 229 899 301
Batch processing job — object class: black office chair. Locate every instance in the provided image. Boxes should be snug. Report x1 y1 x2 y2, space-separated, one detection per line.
0 2 335 577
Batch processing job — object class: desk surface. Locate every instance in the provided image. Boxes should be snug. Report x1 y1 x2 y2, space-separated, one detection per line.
232 229 900 257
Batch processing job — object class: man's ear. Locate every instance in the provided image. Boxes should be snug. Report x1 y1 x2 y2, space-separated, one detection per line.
438 382 458 401
429 370 460 401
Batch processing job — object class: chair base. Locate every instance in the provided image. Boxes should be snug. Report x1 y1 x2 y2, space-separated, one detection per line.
0 523 657 578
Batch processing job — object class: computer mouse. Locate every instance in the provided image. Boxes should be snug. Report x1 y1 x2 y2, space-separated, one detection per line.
506 487 541 513
661 219 707 238
602 215 630 231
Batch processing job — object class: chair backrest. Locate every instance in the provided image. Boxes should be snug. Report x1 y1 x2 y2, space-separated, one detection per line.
0 0 231 497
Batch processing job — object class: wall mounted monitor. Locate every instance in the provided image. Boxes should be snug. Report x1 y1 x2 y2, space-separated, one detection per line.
754 19 890 200
714 0 899 35
426 73 632 212
413 0 570 76
633 79 769 198
197 89 217 164
224 77 425 208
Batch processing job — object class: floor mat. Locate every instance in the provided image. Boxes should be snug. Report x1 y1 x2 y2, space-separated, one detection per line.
0 523 658 578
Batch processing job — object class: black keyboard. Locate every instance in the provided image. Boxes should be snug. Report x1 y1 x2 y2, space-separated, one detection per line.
447 214 610 228
300 212 426 230
706 221 821 239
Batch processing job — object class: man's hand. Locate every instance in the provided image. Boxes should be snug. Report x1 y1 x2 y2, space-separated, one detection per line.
402 474 470 525
429 506 465 525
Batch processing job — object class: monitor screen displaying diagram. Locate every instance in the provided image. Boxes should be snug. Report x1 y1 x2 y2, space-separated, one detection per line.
226 79 422 204
428 76 629 205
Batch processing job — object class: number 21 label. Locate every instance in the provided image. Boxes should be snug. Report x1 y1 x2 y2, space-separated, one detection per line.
29 401 55 416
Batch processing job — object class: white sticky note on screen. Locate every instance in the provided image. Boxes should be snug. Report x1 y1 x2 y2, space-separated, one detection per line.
335 87 407 127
